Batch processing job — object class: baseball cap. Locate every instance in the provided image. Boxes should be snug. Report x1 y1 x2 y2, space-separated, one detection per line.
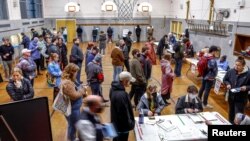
21 48 31 54
119 71 136 82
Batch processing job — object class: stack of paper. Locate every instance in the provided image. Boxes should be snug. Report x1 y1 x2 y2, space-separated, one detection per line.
199 112 217 121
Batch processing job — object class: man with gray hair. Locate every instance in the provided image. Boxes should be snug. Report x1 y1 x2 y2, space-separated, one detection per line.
110 71 135 141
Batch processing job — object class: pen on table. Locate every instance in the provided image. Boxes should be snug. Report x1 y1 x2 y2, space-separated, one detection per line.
177 115 185 125
167 120 172 124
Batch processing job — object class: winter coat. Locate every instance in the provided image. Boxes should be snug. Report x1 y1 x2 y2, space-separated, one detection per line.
120 45 129 60
175 95 203 114
17 57 36 79
140 54 152 80
109 81 135 133
99 34 106 49
137 93 165 116
21 35 30 49
6 78 34 101
145 42 156 65
86 62 102 84
0 44 14 61
223 67 250 103
58 43 68 66
111 47 124 66
161 59 174 95
71 44 84 62
203 55 218 80
48 61 62 87
29 40 41 60
130 57 146 85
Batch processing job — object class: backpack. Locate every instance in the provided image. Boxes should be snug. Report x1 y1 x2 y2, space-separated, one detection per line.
197 56 212 77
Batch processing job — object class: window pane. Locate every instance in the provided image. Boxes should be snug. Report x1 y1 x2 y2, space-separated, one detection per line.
19 0 43 19
0 0 8 20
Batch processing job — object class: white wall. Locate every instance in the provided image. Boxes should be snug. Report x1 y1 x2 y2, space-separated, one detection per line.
43 0 169 18
168 0 250 22
7 0 21 20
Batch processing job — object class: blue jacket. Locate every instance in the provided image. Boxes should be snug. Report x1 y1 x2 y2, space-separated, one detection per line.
17 57 36 79
137 93 165 116
21 35 30 49
204 57 218 80
48 61 62 87
86 53 95 65
217 60 229 71
169 36 176 45
29 40 41 60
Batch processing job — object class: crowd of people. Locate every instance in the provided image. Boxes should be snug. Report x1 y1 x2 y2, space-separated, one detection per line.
0 26 250 141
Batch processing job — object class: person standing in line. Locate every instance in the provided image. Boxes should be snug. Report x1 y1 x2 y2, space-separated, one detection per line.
31 28 39 40
6 67 34 101
71 38 84 84
129 49 147 107
76 25 83 42
135 25 141 42
125 31 133 54
161 53 175 105
47 53 62 100
119 39 129 72
139 46 152 82
20 32 31 49
58 38 68 70
0 38 14 81
198 46 219 109
223 56 250 124
111 42 124 81
173 41 184 77
107 26 113 43
87 54 109 102
29 37 42 75
99 31 107 55
38 35 49 70
110 71 135 141
61 63 87 141
63 27 68 43
16 49 36 86
92 26 98 42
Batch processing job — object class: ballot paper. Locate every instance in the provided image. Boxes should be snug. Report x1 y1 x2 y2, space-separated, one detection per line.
188 114 205 123
199 112 218 121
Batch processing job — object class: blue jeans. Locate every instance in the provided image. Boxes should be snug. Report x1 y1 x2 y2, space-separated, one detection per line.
76 61 83 83
174 58 183 77
90 82 102 96
93 36 97 42
66 97 82 140
113 66 123 81
198 79 214 105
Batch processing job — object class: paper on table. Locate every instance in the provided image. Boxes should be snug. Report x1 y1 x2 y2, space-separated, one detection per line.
199 112 217 121
188 114 205 123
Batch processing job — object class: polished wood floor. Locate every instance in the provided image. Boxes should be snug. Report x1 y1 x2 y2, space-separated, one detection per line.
0 42 249 141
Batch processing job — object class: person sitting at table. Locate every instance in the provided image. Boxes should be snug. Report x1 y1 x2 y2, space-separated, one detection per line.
175 85 203 114
217 55 229 71
137 84 165 116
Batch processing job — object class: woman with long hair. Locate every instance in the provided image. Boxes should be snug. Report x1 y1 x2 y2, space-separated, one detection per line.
61 63 87 141
47 53 62 100
6 67 34 101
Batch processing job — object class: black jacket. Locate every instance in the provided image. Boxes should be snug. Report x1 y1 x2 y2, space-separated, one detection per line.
140 54 152 80
6 78 34 101
125 35 132 47
58 43 68 66
109 81 135 133
135 27 141 36
223 67 250 102
71 44 84 62
0 44 14 61
175 95 203 114
157 37 168 55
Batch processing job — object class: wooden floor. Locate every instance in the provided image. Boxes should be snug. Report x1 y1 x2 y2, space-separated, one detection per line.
0 42 249 141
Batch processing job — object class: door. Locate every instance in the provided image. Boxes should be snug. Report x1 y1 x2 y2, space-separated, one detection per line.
56 19 76 43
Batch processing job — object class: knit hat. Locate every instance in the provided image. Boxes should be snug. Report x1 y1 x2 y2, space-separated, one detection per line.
94 54 102 63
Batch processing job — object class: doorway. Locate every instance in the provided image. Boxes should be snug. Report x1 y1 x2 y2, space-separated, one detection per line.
56 19 76 43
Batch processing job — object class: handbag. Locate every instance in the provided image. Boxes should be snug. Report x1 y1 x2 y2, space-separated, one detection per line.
52 86 71 116
46 71 56 87
69 55 77 63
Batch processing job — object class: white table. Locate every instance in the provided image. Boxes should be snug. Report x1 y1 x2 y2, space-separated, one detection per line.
134 112 230 141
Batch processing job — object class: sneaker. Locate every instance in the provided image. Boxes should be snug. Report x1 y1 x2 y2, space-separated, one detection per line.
203 104 213 109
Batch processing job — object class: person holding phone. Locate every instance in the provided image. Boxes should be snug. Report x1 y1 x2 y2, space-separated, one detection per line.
223 56 250 124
